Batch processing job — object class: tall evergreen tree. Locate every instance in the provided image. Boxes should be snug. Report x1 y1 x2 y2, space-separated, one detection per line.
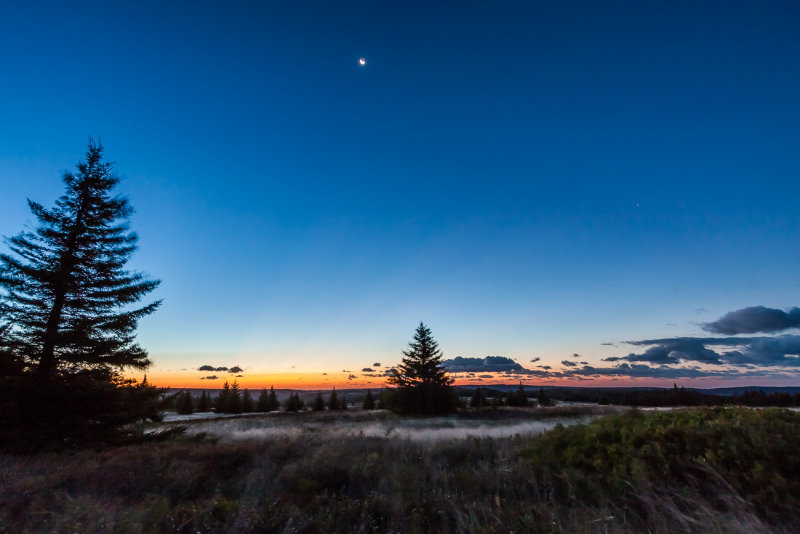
0 141 161 378
386 322 456 414
0 141 162 449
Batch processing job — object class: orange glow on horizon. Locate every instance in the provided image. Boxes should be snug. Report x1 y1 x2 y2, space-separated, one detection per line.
139 371 390 390
128 369 784 391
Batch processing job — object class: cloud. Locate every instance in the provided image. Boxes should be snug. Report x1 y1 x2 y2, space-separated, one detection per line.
537 365 552 370
200 375 218 380
443 356 524 373
572 353 580 358
561 360 578 367
611 338 726 365
373 362 381 367
361 367 375 372
601 342 614 346
347 374 357 381
703 306 800 335
530 357 540 363
478 374 494 379
197 364 244 374
613 335 800 367
235 374 243 377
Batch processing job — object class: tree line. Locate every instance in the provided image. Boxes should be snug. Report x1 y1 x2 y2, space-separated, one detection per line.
545 384 800 407
173 383 383 414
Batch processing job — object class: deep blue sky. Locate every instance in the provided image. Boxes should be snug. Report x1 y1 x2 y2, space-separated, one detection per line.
1 1 799 387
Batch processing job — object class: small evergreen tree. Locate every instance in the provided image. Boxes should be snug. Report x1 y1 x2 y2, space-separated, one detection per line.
362 390 375 410
284 392 304 412
328 387 340 410
256 388 270 411
215 381 231 413
506 384 529 407
470 387 486 408
538 388 553 407
268 385 280 411
386 322 456 414
197 390 211 412
312 391 326 411
176 391 194 415
229 381 243 413
241 388 254 412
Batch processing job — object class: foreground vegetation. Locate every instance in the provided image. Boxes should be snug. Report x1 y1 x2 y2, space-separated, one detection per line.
2 407 799 533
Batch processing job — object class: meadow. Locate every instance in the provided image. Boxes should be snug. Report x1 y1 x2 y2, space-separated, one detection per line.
2 406 799 533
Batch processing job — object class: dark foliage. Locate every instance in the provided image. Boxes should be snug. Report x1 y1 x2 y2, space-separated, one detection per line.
241 389 254 413
385 322 457 415
547 384 800 407
525 407 800 525
505 384 529 407
197 390 211 412
328 387 341 410
362 389 375 410
256 386 280 412
176 390 194 415
312 392 325 411
537 388 553 407
469 387 487 408
284 392 304 412
215 381 244 414
0 373 163 452
0 141 162 450
0 141 161 377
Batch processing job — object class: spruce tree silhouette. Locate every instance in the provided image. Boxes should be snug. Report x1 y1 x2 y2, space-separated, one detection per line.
386 322 456 414
0 140 162 450
362 389 375 410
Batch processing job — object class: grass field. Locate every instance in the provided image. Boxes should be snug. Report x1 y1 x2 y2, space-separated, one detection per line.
1 406 798 533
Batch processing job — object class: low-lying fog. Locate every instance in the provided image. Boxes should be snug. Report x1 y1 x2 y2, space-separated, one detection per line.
159 410 609 443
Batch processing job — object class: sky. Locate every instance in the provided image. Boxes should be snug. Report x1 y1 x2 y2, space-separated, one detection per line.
1 1 799 389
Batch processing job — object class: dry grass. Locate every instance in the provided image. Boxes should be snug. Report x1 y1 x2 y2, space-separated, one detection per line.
0 407 796 533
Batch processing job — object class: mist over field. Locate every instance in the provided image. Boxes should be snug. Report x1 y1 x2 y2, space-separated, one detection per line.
169 410 617 443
